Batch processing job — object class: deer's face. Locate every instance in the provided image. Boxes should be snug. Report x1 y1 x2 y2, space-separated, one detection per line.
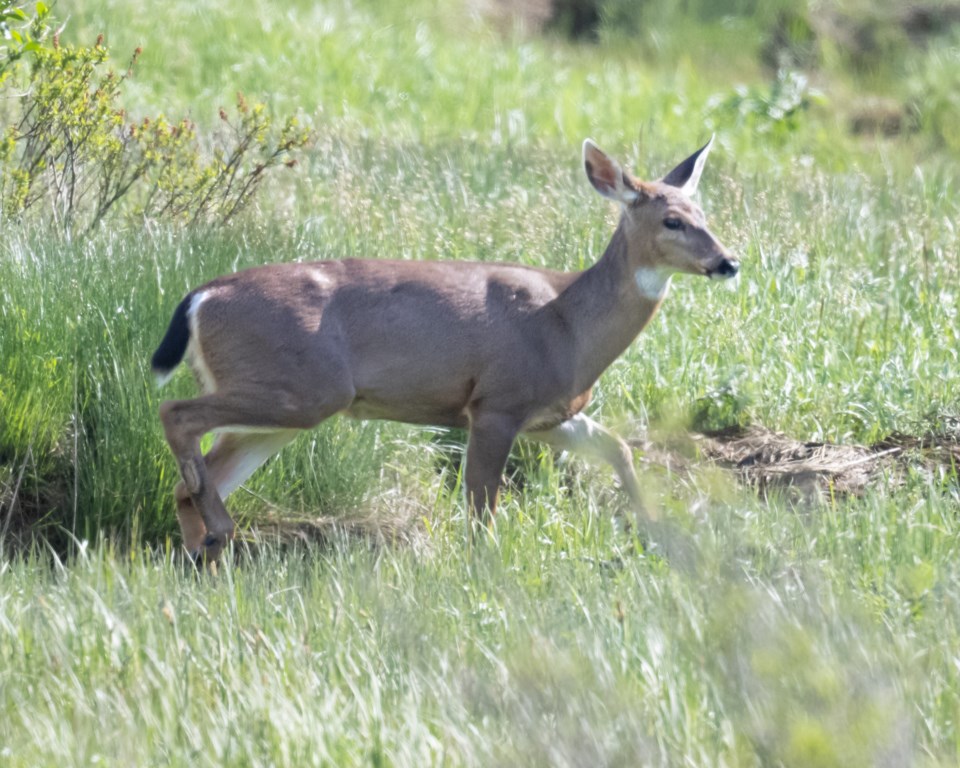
624 182 738 280
582 137 739 297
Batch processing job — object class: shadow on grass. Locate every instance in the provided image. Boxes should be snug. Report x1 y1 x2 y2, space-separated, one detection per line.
3 419 958 558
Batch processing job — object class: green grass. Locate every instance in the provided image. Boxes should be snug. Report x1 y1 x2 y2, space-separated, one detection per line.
2 138 957 539
2 475 959 765
1 0 960 763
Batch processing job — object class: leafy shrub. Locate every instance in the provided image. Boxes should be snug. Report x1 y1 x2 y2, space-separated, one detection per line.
691 383 752 434
546 0 795 43
547 0 602 40
0 2 309 235
0 0 48 74
707 69 824 140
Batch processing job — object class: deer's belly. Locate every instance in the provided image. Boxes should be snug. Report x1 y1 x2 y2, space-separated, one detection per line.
344 395 469 429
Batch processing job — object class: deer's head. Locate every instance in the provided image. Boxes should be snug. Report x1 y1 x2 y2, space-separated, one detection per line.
583 137 738 299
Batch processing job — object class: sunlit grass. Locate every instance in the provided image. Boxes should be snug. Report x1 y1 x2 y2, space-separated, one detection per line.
2 0 960 764
2 136 958 540
2 469 959 765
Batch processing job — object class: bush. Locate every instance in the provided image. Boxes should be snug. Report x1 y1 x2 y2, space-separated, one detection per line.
0 2 309 235
707 68 824 141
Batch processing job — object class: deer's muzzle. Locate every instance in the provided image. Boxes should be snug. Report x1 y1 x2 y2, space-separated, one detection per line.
708 257 739 280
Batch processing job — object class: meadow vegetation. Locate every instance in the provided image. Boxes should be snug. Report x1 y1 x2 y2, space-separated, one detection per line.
1 0 959 764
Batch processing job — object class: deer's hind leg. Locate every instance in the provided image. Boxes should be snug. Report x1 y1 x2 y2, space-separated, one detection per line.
172 429 299 555
160 386 352 562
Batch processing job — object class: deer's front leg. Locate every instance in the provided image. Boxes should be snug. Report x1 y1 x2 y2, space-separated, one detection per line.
465 411 521 523
525 413 646 515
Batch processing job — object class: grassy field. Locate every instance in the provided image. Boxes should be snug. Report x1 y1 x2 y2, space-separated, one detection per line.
2 0 960 764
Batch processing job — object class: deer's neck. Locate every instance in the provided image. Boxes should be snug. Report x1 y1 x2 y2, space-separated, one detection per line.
554 220 669 394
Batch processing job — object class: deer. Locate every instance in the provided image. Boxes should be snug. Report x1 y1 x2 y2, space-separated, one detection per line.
151 137 739 562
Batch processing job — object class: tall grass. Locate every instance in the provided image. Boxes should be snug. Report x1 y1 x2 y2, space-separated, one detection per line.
2 134 957 538
1 0 959 762
0 222 426 543
2 468 959 764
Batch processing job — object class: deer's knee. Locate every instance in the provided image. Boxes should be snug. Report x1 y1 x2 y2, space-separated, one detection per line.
180 457 205 495
173 480 191 504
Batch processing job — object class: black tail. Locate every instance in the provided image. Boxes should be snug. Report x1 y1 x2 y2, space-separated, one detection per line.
151 293 193 379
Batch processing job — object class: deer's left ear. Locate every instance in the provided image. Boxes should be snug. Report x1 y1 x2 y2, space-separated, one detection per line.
660 135 714 197
583 139 640 205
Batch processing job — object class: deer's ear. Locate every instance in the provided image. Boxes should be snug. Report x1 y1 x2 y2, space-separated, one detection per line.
583 140 639 205
660 135 714 197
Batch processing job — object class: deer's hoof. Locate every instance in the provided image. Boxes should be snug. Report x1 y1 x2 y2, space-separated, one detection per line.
188 532 231 568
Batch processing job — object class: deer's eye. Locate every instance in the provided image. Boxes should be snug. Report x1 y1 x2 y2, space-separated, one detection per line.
663 217 684 231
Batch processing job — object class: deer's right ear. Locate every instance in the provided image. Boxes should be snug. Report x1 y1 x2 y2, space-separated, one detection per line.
583 140 640 205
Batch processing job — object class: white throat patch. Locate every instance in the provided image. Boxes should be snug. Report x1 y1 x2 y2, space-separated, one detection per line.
634 267 672 301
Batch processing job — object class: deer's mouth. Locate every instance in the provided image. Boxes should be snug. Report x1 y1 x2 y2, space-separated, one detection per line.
706 257 739 280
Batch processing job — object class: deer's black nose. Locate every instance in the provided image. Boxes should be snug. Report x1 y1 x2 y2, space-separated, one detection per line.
717 258 739 277
712 258 739 279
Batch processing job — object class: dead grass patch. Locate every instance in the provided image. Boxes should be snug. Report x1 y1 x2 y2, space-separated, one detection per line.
234 488 433 555
632 423 959 504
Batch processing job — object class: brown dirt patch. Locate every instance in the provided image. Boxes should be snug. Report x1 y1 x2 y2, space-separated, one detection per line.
632 424 959 503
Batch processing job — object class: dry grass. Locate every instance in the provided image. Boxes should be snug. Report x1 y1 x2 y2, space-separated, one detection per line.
697 425 904 500
466 0 555 34
630 422 959 505
232 486 434 555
